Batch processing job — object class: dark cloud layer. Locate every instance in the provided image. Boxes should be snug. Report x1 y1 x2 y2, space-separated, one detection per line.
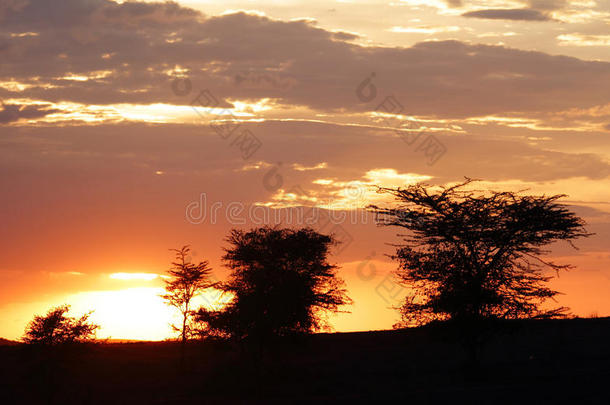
526 0 568 11
1 0 609 120
462 8 550 21
0 103 59 123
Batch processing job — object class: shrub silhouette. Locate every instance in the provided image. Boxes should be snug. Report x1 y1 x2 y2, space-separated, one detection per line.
23 305 99 345
370 179 592 326
197 227 352 347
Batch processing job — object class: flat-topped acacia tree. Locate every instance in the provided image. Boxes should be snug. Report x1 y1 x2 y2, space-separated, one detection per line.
370 179 592 326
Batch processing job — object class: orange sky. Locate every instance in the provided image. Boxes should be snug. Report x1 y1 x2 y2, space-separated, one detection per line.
1 0 610 340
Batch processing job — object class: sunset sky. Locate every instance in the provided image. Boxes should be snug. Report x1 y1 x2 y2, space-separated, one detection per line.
1 0 610 341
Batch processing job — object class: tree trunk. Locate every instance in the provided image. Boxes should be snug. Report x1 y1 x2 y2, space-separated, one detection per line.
180 309 188 372
182 312 187 344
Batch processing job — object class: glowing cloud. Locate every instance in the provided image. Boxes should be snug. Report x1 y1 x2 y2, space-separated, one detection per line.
558 34 610 47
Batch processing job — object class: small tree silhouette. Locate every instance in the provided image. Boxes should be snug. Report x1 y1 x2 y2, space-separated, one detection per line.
370 179 592 326
197 227 351 349
161 246 216 344
23 305 99 345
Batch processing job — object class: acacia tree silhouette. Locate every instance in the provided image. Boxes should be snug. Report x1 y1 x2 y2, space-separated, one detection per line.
23 305 99 345
22 305 99 404
161 246 216 344
370 179 592 326
197 227 351 353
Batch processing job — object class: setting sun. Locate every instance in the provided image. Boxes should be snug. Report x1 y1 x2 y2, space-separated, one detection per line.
70 287 176 341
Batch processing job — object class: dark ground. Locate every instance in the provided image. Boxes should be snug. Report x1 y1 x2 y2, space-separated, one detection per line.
1 317 609 404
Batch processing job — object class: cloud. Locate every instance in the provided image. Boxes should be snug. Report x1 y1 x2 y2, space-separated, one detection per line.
0 0 609 124
0 103 60 123
526 0 568 11
292 162 328 171
462 8 551 21
389 25 461 34
331 31 359 41
558 34 610 47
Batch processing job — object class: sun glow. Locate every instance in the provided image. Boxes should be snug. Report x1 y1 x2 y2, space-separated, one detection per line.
109 272 160 281
70 287 176 341
68 286 231 341
0 283 231 342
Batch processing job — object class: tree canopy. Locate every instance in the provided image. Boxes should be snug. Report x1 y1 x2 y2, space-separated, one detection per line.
370 179 592 326
23 305 99 345
197 227 351 343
